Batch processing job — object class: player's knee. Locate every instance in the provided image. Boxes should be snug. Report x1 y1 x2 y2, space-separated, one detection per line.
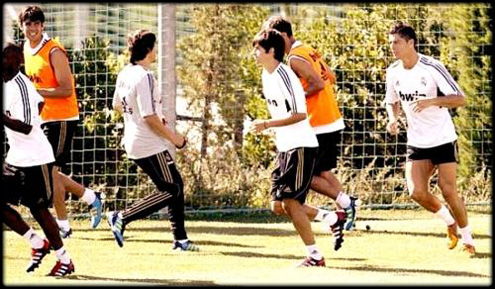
440 188 458 204
27 201 50 214
270 201 284 215
409 188 428 202
157 182 180 196
439 182 456 197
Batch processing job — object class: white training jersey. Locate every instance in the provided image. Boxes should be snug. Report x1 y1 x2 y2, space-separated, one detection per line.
385 53 462 148
3 72 55 167
262 63 318 152
112 64 168 159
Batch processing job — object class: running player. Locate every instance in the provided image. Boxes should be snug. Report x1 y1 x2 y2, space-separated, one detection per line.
262 16 360 231
19 5 103 238
3 42 75 276
108 29 198 252
251 29 346 267
385 22 475 255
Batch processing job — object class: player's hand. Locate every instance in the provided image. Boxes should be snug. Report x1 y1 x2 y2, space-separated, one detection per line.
175 136 187 149
386 120 399 135
411 99 434 113
250 120 268 133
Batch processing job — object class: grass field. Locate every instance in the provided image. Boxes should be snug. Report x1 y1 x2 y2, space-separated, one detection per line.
2 207 492 285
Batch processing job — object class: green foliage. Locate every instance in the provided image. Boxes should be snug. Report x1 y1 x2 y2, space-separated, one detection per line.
9 4 489 211
176 144 273 209
434 4 492 178
10 20 24 46
297 4 407 173
175 3 490 207
290 4 491 204
176 4 275 206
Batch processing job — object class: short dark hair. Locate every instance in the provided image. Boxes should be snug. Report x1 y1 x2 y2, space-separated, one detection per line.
390 22 417 50
3 43 24 81
252 29 285 62
18 6 45 26
128 29 156 64
262 16 293 37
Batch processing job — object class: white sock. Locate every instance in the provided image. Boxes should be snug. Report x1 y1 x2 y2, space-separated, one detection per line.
55 247 71 264
434 205 456 226
56 219 71 231
80 188 96 205
314 209 338 226
22 228 44 249
306 244 323 260
177 239 188 244
336 192 351 209
459 225 475 246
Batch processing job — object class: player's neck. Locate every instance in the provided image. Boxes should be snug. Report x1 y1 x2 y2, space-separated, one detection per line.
287 37 296 54
263 59 280 74
136 59 151 69
28 36 43 49
402 52 419 70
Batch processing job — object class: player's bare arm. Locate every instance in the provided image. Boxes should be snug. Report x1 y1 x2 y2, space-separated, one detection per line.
3 113 33 135
411 94 466 113
386 102 401 135
113 102 124 114
251 112 306 133
289 58 325 97
144 114 186 148
36 48 73 98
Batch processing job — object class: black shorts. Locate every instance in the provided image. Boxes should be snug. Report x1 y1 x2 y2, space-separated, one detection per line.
314 131 341 174
41 120 78 168
407 141 459 165
2 162 54 208
271 147 317 204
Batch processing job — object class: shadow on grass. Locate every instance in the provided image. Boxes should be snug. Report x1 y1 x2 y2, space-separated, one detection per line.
470 252 492 259
125 239 262 249
65 274 216 285
106 225 297 237
75 223 491 243
335 265 490 278
219 251 367 262
76 236 263 249
352 228 491 240
87 224 492 241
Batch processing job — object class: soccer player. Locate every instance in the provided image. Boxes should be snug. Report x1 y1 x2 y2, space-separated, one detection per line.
19 5 103 238
385 22 475 255
251 29 347 267
108 29 198 252
2 43 74 276
262 16 360 231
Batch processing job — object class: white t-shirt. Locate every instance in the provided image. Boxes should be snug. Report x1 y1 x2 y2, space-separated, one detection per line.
3 72 55 167
262 63 318 152
112 64 168 159
385 54 462 148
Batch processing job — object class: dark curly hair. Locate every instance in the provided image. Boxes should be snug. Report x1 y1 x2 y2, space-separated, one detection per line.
128 29 156 65
3 43 24 81
252 29 286 63
390 22 417 51
18 6 45 25
262 16 293 37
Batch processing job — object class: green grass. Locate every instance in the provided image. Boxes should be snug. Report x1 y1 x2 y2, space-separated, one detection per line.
3 208 492 285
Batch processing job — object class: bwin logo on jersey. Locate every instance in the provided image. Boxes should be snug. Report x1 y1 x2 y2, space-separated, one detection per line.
398 91 426 101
